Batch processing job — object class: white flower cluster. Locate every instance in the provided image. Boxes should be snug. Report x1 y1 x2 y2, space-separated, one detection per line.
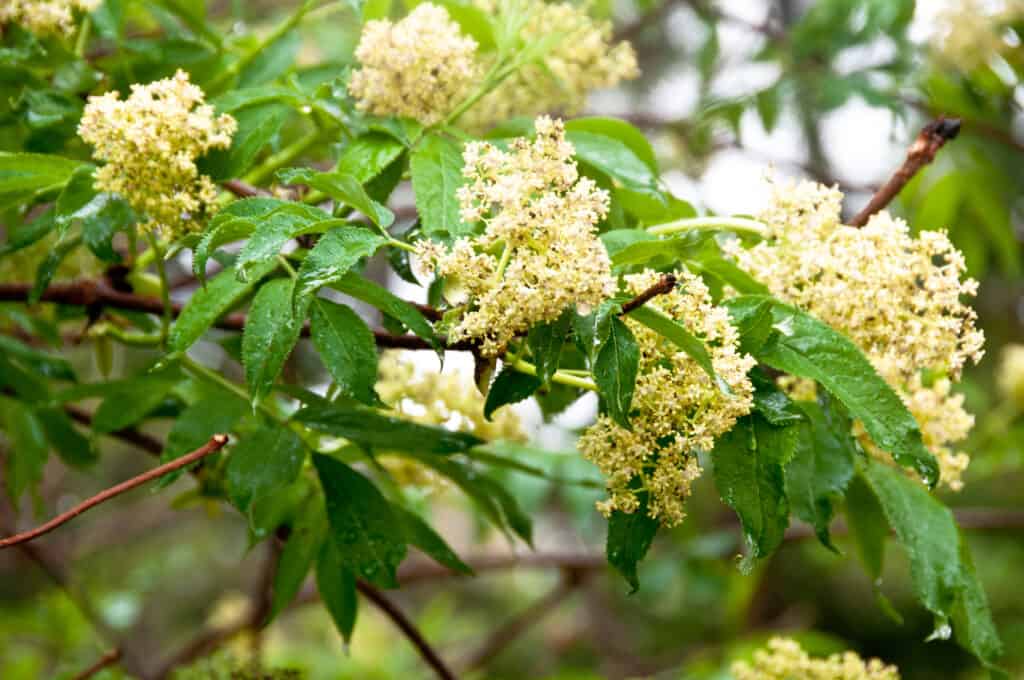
417 116 615 356
347 3 480 126
578 270 755 527
933 0 1024 71
727 179 984 490
1 0 98 37
78 70 236 238
732 637 900 680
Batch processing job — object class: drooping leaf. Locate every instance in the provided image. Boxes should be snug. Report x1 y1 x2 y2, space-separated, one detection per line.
712 413 797 572
0 396 49 507
270 498 327 620
36 407 97 468
242 279 304 408
314 454 407 589
483 366 541 421
593 316 639 429
724 296 939 486
395 506 473 575
331 271 437 347
234 213 343 282
227 425 307 511
626 305 721 390
0 335 76 382
30 235 82 304
316 540 358 644
527 309 571 386
310 298 380 406
170 260 279 352
277 168 394 229
606 495 660 593
410 133 470 237
294 402 481 454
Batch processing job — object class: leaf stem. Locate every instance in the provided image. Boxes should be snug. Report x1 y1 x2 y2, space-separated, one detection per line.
507 358 597 391
74 16 91 57
146 232 172 349
646 216 767 237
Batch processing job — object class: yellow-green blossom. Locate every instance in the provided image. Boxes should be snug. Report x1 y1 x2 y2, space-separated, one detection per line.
997 344 1024 411
464 0 639 129
348 3 480 125
578 270 755 527
933 0 1024 71
77 70 236 238
732 637 900 680
726 179 984 490
416 116 615 356
0 0 98 37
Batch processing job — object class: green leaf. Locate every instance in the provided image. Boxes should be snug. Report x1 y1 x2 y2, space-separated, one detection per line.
337 133 406 184
36 408 96 468
91 369 181 433
712 413 796 572
605 232 711 268
314 454 407 588
845 473 888 583
30 235 82 304
430 0 495 48
573 300 621 360
310 299 380 406
316 540 358 644
0 152 85 210
170 260 279 352
81 195 134 263
724 296 939 486
277 168 394 229
566 118 658 174
331 271 437 346
1 208 56 257
271 498 327 620
410 134 470 237
294 402 482 454
227 425 307 511
396 506 473 575
0 396 49 507
859 460 1003 669
785 399 855 550
626 305 721 390
593 316 639 429
606 496 660 593
0 335 76 381
750 372 804 427
686 254 769 295
243 279 303 408
235 213 343 282
484 366 541 420
159 395 247 484
54 166 98 233
565 130 658 192
292 227 387 309
193 198 301 280
201 101 289 179
527 309 571 385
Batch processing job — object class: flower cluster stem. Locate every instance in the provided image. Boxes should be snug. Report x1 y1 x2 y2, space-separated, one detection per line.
507 358 597 391
646 216 767 237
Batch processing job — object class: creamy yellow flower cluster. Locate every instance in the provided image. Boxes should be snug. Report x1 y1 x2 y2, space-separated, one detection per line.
578 270 756 527
375 351 525 488
347 1 637 127
732 637 900 680
998 344 1024 411
934 0 1024 71
727 179 984 490
417 116 615 356
0 0 98 37
78 70 236 238
348 3 480 126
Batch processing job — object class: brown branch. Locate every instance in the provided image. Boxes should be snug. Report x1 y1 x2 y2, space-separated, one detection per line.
222 179 272 198
0 434 229 549
72 649 122 680
356 580 458 680
619 273 677 315
848 117 961 227
458 568 586 672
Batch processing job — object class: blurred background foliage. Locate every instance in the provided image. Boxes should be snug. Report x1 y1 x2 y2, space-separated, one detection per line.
2 0 1024 678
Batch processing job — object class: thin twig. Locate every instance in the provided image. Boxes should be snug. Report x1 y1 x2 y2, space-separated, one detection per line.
72 648 122 680
356 580 458 680
222 179 272 198
459 568 587 672
848 117 961 227
0 435 229 549
620 273 677 315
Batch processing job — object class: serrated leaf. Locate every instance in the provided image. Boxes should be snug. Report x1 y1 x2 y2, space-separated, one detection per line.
331 271 437 347
725 296 940 486
859 460 1003 669
566 117 658 174
0 152 85 210
235 214 343 282
626 305 722 390
201 101 289 179
565 130 658 192
277 168 394 229
785 399 855 550
410 134 470 237
226 425 307 510
292 227 387 309
712 413 796 572
243 279 303 408
271 498 327 620
527 309 571 385
81 194 134 263
593 316 639 429
396 506 473 575
337 133 406 184
193 198 303 281
484 366 541 420
310 299 380 406
573 300 622 360
314 454 407 588
170 260 279 352
316 540 358 644
606 497 660 593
